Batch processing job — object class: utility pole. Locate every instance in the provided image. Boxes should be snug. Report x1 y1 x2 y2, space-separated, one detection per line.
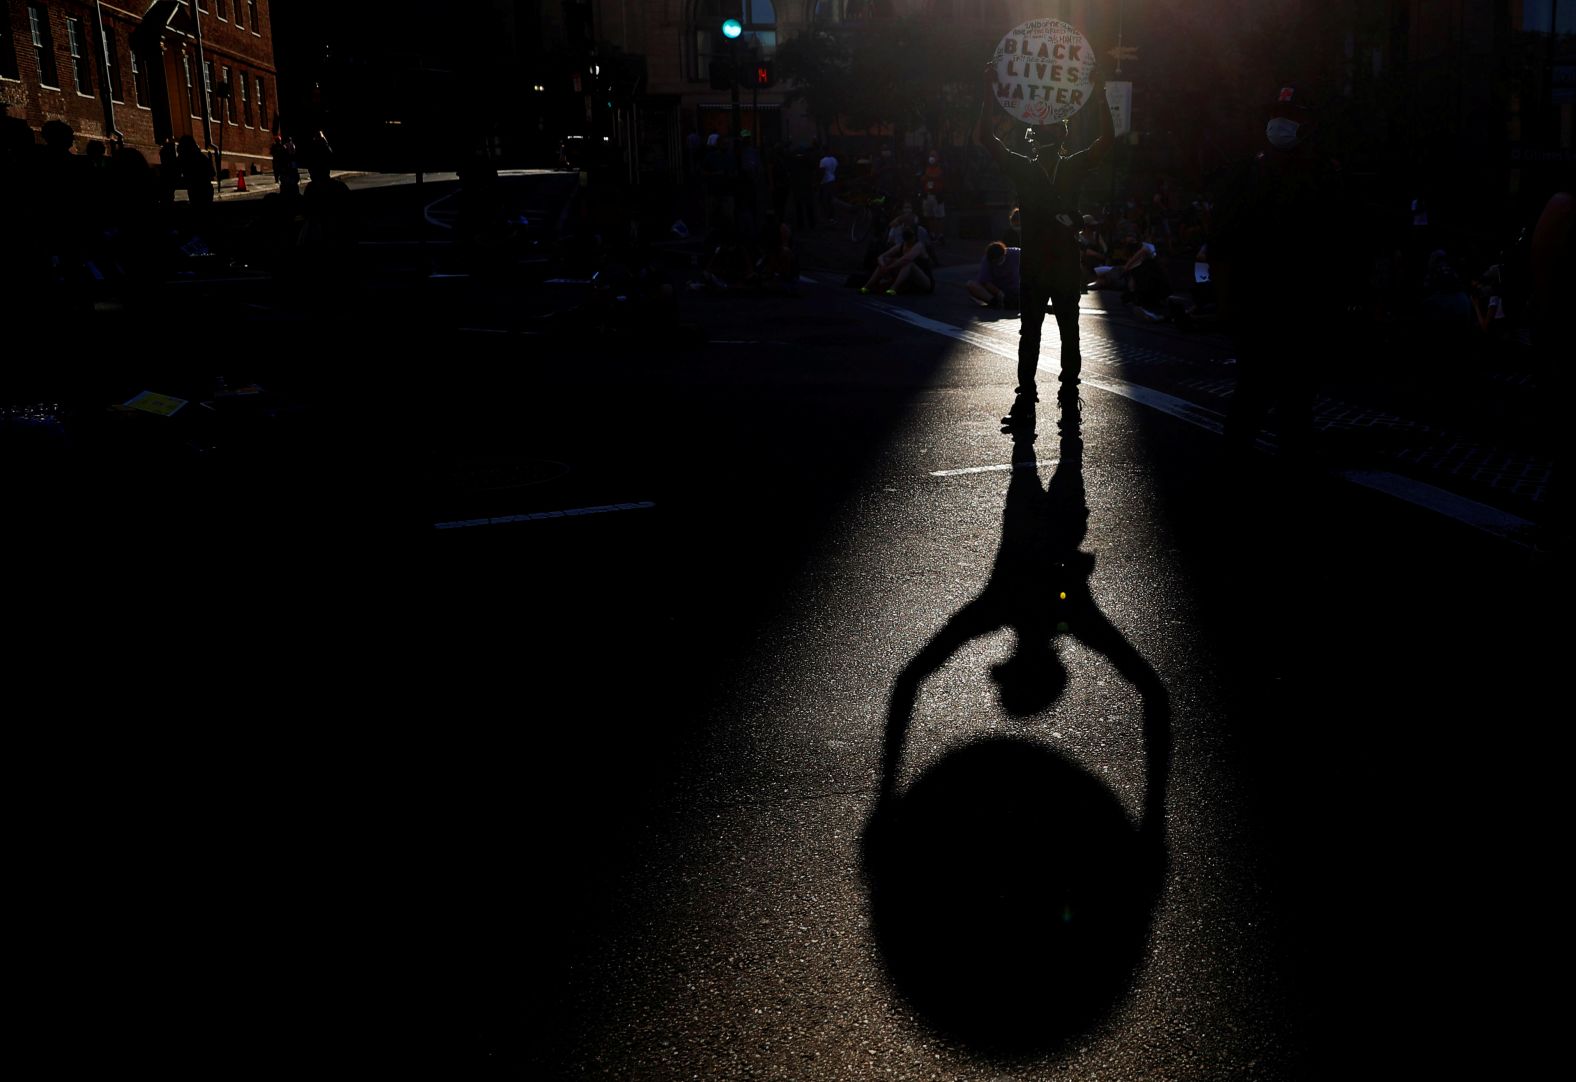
92 1 123 143
191 0 212 150
723 18 742 151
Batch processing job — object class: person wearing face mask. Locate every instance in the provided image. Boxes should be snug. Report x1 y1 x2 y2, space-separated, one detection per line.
1211 83 1351 468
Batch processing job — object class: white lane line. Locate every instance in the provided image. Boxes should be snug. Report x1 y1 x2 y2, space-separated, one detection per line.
1337 471 1533 542
424 189 461 228
434 501 655 530
931 460 1051 478
877 304 1226 431
881 304 1535 545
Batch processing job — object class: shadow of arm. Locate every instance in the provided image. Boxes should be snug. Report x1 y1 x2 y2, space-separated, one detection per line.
1071 610 1171 841
880 597 1000 804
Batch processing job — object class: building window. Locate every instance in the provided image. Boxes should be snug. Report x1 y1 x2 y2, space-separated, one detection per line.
221 64 233 121
256 74 268 129
103 26 123 102
203 58 214 117
234 0 244 30
66 17 92 95
131 49 147 106
1518 1 1576 34
216 0 228 20
184 53 198 115
240 69 252 124
248 1 259 31
29 4 59 88
691 0 777 82
1 9 20 80
843 0 895 18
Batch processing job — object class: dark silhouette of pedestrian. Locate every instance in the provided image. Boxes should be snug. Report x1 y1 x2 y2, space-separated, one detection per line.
790 141 817 230
455 154 507 274
295 140 357 299
35 120 90 291
976 61 1115 427
271 135 299 199
177 134 215 238
1211 84 1349 467
158 136 180 206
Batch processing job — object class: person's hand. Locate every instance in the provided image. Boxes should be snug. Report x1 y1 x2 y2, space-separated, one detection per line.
983 61 999 91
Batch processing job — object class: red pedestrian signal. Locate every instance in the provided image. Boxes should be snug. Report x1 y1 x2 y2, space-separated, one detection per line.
753 61 775 88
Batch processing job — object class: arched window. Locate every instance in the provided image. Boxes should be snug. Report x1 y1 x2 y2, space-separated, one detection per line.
692 0 778 81
844 1 896 20
809 0 895 24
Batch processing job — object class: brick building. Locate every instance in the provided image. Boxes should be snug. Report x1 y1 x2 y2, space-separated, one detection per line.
1 1 279 178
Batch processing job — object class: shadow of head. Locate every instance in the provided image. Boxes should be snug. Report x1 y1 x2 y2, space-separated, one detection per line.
989 643 1068 717
863 738 1159 1057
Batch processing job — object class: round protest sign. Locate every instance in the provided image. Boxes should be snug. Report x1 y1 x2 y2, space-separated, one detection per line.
990 19 1095 126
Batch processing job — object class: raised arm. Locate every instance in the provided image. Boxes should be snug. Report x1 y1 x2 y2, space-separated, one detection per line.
976 62 1009 169
1084 68 1116 167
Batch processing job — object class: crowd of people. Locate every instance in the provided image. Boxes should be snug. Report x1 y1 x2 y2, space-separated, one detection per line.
0 107 355 314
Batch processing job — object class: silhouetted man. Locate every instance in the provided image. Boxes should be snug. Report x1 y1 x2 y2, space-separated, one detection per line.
977 62 1114 428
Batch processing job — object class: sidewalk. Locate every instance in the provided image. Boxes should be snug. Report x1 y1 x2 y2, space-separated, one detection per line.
175 168 373 202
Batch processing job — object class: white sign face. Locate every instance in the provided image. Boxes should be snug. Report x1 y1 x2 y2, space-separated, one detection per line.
1105 80 1132 138
990 19 1095 126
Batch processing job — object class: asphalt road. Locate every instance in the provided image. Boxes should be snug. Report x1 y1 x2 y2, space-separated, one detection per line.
10 177 1560 1077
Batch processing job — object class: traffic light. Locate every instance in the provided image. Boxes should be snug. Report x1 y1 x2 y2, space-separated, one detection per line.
709 60 734 90
751 60 775 88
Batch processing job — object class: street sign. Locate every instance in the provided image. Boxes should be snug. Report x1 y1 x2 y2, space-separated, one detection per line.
1107 46 1139 62
1105 80 1132 138
990 19 1096 126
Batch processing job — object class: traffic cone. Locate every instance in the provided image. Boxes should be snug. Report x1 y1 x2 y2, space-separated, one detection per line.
236 170 246 192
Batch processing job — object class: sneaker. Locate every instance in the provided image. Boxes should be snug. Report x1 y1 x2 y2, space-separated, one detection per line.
884 288 897 296
859 287 870 294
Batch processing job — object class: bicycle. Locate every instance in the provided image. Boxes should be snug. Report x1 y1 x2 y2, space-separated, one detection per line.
833 182 894 245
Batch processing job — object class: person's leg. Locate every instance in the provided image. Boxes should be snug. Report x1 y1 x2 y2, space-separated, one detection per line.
1274 338 1320 465
1016 279 1050 395
1051 291 1082 391
895 263 930 293
966 281 994 304
1225 326 1271 458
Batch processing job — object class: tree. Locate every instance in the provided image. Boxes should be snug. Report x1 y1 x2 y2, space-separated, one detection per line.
774 29 853 144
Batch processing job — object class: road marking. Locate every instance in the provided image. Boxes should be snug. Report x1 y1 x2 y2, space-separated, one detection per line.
1337 471 1533 543
931 460 1051 477
434 501 655 530
861 299 1536 546
424 189 460 228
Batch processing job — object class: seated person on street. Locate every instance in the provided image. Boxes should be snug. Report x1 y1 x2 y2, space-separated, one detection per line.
1077 214 1108 280
886 201 931 246
966 240 1022 309
756 221 800 290
861 227 933 295
1091 236 1158 291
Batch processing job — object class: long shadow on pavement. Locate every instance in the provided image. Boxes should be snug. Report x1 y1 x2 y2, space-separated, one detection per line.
863 397 1172 1058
